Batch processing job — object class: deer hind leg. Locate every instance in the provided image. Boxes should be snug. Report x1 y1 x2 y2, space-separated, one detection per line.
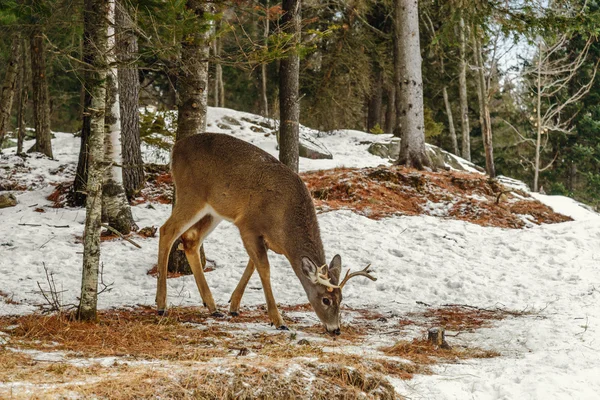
229 259 255 316
181 215 222 316
156 202 208 314
239 232 286 329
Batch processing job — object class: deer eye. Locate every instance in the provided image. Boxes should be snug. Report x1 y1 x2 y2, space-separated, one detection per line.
322 298 331 306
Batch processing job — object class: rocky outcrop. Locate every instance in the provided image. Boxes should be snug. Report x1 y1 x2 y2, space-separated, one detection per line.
368 137 484 172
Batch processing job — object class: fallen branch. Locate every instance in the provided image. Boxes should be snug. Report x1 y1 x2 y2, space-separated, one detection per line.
101 223 142 249
39 236 56 249
441 303 530 317
18 223 42 227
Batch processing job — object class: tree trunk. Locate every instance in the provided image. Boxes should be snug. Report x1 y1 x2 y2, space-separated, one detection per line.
278 0 301 172
367 65 383 133
384 85 396 134
169 0 211 275
0 33 20 150
102 0 136 235
212 19 224 108
567 162 577 192
534 41 542 192
72 3 97 207
393 0 431 169
79 0 110 322
261 0 270 117
442 86 458 156
116 0 144 199
458 13 471 161
29 28 53 158
473 30 495 178
17 37 29 155
212 39 219 107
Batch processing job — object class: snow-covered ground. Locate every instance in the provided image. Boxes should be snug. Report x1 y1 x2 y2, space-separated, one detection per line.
1 107 600 399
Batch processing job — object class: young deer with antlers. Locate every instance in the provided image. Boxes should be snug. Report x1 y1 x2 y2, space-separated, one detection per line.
156 133 376 334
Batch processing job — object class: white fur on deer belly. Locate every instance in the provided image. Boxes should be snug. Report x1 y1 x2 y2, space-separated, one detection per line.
199 204 233 223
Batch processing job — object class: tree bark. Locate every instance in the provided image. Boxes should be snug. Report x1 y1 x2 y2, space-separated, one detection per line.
367 64 383 133
17 37 29 155
278 0 301 172
384 85 396 134
442 85 458 156
261 0 270 117
393 0 431 169
473 30 495 178
116 0 144 199
102 0 136 235
0 33 20 150
534 41 542 192
168 0 211 275
29 28 53 158
79 0 110 322
458 13 471 161
72 1 98 207
212 19 224 108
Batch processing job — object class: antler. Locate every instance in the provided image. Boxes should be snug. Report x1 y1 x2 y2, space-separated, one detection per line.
314 264 377 292
338 264 377 289
316 265 337 292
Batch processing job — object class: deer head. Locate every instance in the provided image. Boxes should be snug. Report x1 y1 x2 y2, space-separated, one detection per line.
301 255 377 334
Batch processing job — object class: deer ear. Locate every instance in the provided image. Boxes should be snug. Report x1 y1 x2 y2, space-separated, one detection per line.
328 255 342 284
301 257 319 283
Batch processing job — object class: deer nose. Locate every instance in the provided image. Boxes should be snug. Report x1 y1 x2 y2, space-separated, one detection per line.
333 328 341 336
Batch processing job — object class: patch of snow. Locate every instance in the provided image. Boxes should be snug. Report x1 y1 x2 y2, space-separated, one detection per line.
532 193 600 222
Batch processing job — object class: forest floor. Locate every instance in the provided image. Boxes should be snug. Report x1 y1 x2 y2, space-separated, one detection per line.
2 108 600 399
0 304 521 399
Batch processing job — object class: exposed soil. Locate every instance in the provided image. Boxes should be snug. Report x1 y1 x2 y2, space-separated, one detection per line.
302 166 572 228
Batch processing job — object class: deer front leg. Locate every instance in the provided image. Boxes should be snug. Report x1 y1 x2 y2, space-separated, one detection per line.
156 203 205 314
156 217 182 314
181 216 222 317
240 233 286 329
229 260 255 316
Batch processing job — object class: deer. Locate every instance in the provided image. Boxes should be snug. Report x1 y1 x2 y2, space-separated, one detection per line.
156 133 377 334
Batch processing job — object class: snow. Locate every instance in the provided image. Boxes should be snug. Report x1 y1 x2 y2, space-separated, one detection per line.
2 107 600 399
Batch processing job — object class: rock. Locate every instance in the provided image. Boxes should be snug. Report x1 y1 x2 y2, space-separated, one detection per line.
250 126 265 133
222 116 242 126
299 132 333 160
368 138 401 159
216 123 232 130
241 117 273 129
276 131 333 160
0 193 17 208
368 137 485 172
1 139 17 149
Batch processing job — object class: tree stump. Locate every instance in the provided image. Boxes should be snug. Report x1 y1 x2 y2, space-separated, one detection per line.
428 327 451 349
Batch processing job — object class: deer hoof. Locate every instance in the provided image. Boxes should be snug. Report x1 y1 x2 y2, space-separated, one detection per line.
211 311 225 318
277 325 289 331
230 311 239 317
157 309 167 316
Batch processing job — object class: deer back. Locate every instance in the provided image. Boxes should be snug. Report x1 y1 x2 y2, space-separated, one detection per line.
171 133 326 265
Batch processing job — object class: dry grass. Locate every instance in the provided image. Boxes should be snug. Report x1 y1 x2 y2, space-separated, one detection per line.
301 166 571 228
59 361 402 400
0 307 229 360
421 305 514 332
382 338 500 365
0 305 526 399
